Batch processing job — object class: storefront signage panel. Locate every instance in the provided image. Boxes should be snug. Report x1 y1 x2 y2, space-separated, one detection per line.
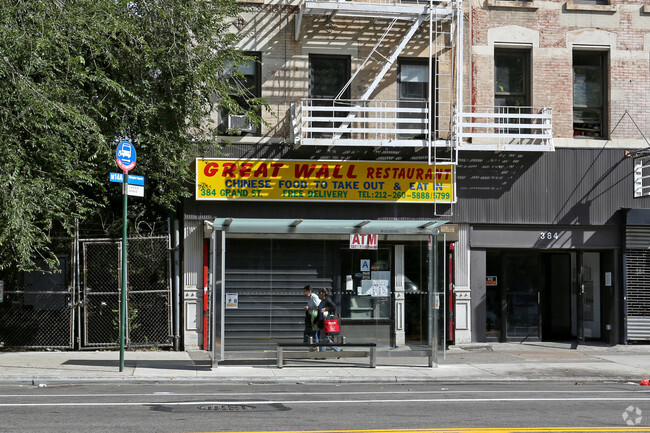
350 234 378 250
196 159 455 203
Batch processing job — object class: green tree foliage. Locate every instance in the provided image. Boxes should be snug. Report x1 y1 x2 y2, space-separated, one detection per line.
0 0 265 271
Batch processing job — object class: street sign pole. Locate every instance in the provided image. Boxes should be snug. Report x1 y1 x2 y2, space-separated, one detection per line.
120 174 128 372
115 141 136 373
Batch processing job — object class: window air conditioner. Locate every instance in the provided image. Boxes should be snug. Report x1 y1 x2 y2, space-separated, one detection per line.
227 114 253 132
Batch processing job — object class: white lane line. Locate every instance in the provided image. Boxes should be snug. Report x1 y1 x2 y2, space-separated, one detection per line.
0 390 648 399
0 397 650 407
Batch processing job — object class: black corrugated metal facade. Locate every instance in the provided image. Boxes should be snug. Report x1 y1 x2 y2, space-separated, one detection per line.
453 149 650 225
454 148 650 343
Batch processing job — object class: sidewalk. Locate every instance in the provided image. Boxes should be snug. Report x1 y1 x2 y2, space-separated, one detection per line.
0 342 649 385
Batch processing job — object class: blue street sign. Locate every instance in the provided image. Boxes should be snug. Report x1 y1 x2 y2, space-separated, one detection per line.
110 173 145 185
127 175 145 186
116 141 136 172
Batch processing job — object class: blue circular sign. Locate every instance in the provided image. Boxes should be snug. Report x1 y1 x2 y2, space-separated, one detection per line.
116 141 136 172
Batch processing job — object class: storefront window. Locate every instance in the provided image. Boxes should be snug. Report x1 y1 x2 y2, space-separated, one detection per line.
220 236 444 351
339 248 392 320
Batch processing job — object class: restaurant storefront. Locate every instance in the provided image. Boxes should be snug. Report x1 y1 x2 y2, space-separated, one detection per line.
183 158 456 363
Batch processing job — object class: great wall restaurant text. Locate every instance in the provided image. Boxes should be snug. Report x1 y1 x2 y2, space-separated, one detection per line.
196 159 455 203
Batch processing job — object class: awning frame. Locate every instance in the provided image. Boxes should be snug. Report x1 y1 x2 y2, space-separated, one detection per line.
210 217 448 235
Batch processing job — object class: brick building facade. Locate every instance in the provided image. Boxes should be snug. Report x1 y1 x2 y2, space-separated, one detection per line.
181 0 650 356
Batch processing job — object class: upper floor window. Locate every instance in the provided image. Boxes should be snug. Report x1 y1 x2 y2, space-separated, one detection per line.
572 0 608 4
494 49 530 108
399 60 429 100
309 54 350 100
494 49 530 134
308 54 351 139
221 52 261 135
573 51 607 138
398 58 433 139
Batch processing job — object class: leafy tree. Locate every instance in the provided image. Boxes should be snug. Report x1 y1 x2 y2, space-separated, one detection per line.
0 0 266 271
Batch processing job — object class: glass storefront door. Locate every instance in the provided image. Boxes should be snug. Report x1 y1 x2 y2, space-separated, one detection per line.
503 254 540 340
486 251 541 341
339 248 393 347
486 250 588 343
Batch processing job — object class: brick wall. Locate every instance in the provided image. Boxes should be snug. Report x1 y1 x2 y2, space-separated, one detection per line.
470 0 650 142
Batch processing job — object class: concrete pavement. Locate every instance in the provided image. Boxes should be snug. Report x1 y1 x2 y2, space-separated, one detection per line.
0 342 649 385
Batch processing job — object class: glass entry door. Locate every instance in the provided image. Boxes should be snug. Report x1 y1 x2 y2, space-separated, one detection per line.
486 252 541 341
339 248 393 347
503 254 540 340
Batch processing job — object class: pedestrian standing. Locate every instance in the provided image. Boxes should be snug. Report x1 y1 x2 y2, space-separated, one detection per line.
303 285 320 344
317 288 341 352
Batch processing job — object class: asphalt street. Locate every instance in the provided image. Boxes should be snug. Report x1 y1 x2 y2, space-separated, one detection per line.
1 382 650 433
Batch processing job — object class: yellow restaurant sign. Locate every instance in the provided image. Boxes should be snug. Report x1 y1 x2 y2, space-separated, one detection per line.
196 159 456 204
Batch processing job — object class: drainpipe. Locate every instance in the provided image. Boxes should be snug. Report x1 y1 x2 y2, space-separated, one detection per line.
75 219 81 350
173 219 181 350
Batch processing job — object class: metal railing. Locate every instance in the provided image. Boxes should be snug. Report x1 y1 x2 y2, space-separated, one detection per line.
458 106 554 151
292 99 452 148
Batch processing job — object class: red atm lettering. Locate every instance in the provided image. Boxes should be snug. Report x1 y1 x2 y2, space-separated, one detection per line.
351 234 378 249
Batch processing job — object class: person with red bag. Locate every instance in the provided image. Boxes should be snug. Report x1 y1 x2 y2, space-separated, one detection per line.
317 288 341 352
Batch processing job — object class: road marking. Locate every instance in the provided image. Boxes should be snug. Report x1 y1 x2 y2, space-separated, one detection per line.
0 389 648 399
189 428 650 433
0 397 650 407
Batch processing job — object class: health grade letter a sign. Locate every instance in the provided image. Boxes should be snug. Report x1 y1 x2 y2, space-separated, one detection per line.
196 158 455 204
350 234 378 250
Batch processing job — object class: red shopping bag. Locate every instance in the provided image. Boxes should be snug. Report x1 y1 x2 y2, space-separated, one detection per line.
323 316 340 335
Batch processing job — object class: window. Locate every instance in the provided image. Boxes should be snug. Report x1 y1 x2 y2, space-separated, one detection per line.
309 54 350 100
494 49 530 133
399 60 429 100
494 49 530 108
398 58 434 139
573 51 606 138
309 54 351 138
572 0 608 4
221 52 261 135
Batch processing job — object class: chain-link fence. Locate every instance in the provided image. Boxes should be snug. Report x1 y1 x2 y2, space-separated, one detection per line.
123 236 172 348
82 236 172 349
0 235 172 350
0 239 74 349
82 241 120 347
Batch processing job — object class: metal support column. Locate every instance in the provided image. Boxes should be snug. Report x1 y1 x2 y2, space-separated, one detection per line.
210 229 225 366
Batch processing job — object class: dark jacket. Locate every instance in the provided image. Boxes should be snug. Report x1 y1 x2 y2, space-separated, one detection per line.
316 297 337 329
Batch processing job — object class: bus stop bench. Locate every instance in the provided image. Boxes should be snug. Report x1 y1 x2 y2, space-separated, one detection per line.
276 342 377 368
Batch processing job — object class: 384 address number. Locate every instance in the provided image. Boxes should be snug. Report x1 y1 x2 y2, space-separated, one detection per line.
540 231 560 240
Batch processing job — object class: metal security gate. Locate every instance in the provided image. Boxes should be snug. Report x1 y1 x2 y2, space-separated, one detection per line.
0 239 75 349
81 236 173 349
82 241 121 347
0 235 172 350
625 248 650 341
625 223 650 341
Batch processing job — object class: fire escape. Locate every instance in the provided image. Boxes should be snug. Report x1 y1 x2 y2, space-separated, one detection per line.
292 0 462 166
290 0 554 173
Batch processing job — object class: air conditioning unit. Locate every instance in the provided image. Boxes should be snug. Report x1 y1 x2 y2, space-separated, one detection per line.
228 114 253 132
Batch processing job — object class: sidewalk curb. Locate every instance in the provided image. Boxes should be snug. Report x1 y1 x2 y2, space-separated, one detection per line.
3 375 644 386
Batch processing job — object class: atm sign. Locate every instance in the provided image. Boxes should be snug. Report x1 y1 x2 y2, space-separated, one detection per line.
350 234 378 250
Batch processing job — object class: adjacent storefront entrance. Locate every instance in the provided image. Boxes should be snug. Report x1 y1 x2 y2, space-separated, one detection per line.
485 250 608 343
471 224 619 344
